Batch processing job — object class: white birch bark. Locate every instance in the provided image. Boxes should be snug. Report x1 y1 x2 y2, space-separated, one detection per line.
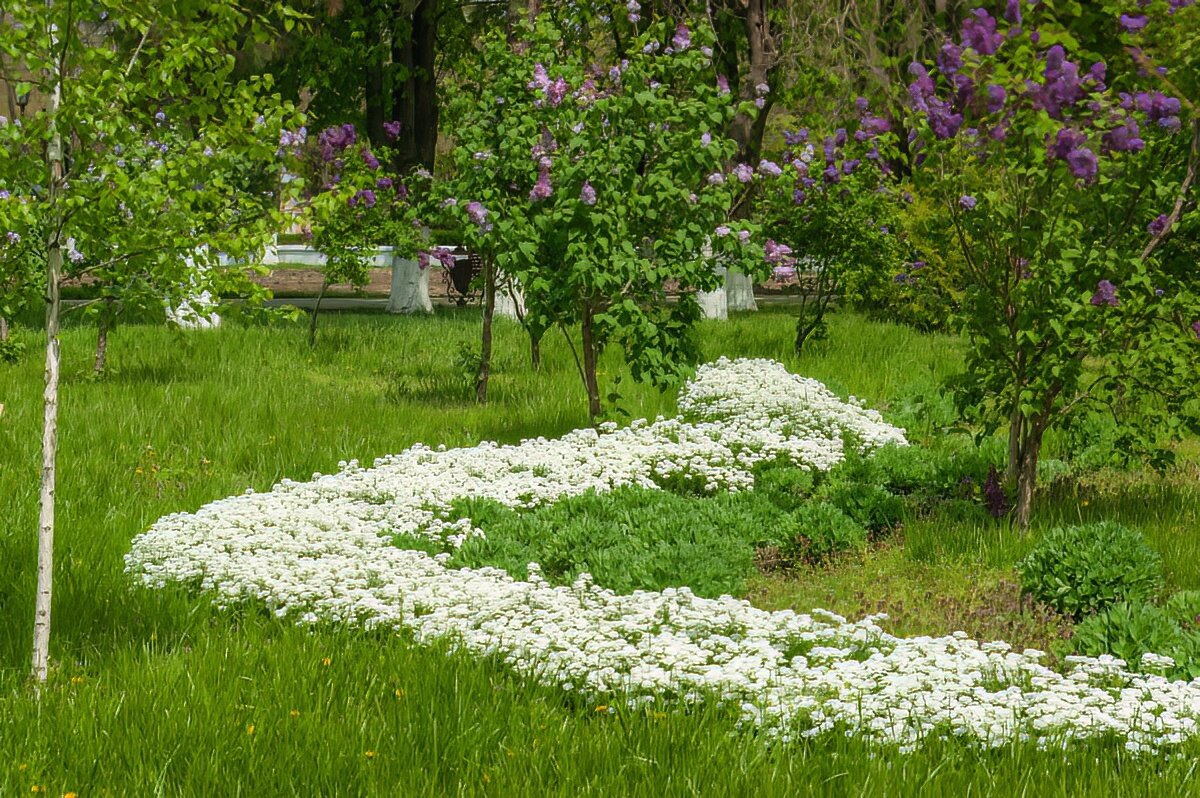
33 42 63 686
495 274 525 321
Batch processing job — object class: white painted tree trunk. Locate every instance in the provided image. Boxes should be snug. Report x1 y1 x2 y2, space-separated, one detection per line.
387 255 432 314
697 264 728 320
725 269 758 312
495 275 525 321
33 56 64 687
166 252 221 330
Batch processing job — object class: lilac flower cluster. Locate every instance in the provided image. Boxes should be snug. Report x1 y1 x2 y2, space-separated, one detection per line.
318 124 356 162
907 5 1183 187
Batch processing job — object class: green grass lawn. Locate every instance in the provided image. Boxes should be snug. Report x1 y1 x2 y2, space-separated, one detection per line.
2 307 1199 796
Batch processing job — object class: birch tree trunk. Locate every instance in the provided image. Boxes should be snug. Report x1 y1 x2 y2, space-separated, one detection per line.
33 60 64 686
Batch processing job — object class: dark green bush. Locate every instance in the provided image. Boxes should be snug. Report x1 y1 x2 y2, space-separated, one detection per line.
1071 601 1200 680
779 503 866 564
1017 522 1164 619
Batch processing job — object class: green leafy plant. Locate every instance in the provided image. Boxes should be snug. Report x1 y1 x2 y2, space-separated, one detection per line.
779 503 867 565
1071 601 1200 681
1018 522 1164 619
420 487 790 599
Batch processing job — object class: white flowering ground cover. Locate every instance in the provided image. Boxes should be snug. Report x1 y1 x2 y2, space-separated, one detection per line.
126 358 1200 753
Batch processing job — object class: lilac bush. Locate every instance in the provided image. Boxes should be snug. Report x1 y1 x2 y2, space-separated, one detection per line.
905 2 1200 528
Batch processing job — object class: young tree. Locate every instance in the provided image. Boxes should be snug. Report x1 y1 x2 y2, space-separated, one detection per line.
755 103 904 353
303 122 426 345
0 0 299 684
437 17 765 416
905 2 1200 529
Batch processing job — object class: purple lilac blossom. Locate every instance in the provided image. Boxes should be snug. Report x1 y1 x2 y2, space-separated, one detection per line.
1119 14 1148 31
1192 320 1200 339
707 172 726 185
716 75 730 95
580 182 597 206
362 149 380 170
715 225 731 237
701 131 712 147
1148 214 1171 236
6 231 19 244
530 169 553 201
738 230 751 244
1004 0 1022 23
1091 279 1119 307
466 201 490 228
758 159 783 177
383 121 401 140
959 195 977 210
961 8 1002 55
1066 147 1098 182
672 23 691 50
733 163 754 183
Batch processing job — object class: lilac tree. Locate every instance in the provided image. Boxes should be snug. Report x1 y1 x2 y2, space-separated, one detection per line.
437 18 765 416
303 122 427 345
755 102 905 354
906 2 1200 528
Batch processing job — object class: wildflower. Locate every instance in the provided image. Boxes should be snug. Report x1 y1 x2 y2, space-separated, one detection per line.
290 709 300 718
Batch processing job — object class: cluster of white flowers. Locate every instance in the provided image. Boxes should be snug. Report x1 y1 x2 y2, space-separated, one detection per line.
126 358 1200 752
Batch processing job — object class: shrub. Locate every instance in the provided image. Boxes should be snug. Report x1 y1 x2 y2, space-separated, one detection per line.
1017 522 1164 619
779 503 867 565
752 462 816 511
1071 602 1200 681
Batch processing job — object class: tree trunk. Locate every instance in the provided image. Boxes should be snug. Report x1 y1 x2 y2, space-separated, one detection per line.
1012 421 1045 532
725 269 758 312
476 256 496 403
529 331 541 371
364 36 386 149
93 318 109 375
33 67 65 687
580 302 601 420
0 315 9 342
392 0 439 174
1006 402 1023 485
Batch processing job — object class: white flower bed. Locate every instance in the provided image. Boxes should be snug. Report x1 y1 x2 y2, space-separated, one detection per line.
126 358 1200 752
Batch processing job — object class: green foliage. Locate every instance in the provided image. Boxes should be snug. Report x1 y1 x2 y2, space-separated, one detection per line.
430 487 788 599
1071 601 1200 681
1018 522 1165 619
751 460 817 511
779 503 868 565
0 0 302 347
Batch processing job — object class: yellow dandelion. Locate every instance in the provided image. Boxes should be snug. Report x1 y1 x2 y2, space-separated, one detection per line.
289 709 300 719
70 676 84 685
365 751 376 759
594 705 609 713
65 793 79 798
482 774 491 784
17 764 28 772
321 657 332 667
246 724 256 736
393 688 405 699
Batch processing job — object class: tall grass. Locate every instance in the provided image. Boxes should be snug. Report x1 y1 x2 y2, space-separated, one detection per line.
1 308 1198 795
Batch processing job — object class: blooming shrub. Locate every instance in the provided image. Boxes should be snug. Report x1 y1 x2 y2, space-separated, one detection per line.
128 358 1200 753
905 2 1200 528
